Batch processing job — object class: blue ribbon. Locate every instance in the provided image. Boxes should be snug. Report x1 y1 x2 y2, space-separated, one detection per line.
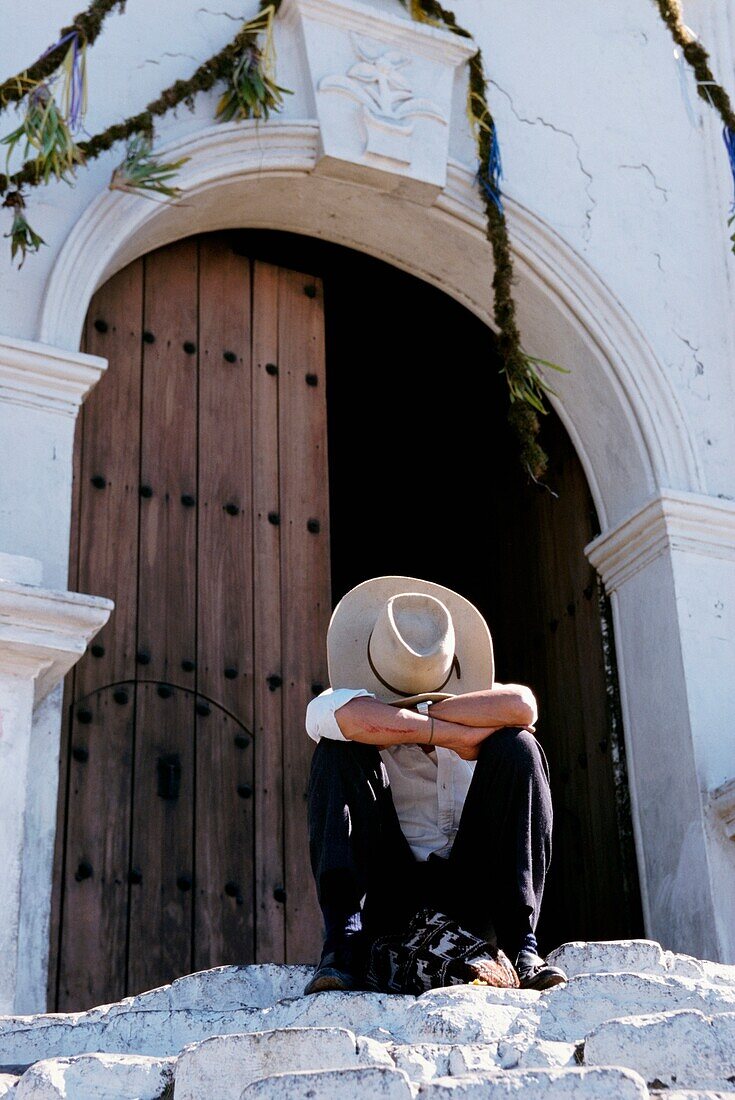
723 126 735 213
479 124 504 213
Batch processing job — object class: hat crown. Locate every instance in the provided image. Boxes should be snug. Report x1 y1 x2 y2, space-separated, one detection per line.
370 592 455 695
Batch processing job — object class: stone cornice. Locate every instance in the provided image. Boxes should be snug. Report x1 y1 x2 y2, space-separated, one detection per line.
279 0 476 65
586 490 735 592
0 579 113 705
0 335 107 417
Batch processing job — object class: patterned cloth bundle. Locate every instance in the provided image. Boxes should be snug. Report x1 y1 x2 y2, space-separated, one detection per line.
365 907 519 994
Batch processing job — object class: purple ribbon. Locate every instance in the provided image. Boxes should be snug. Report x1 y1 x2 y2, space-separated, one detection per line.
37 30 85 131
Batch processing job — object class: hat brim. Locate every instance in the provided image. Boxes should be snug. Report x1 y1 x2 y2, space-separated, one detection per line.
386 692 456 708
327 576 494 704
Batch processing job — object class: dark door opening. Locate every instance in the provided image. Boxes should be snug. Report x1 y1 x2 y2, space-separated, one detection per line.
233 229 643 951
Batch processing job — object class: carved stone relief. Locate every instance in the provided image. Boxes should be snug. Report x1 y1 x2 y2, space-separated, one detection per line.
281 0 474 203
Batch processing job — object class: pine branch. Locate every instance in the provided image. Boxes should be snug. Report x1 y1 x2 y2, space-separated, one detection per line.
0 0 125 113
0 1 284 194
403 0 555 480
654 1 735 130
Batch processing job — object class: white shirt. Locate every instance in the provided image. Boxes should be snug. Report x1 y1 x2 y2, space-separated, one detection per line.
305 687 475 862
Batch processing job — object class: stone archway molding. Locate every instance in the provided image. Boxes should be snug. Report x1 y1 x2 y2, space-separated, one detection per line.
30 115 734 970
39 118 704 532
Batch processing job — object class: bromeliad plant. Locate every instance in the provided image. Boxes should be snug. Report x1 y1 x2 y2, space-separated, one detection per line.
1 83 85 185
216 5 292 122
109 134 190 201
2 190 45 267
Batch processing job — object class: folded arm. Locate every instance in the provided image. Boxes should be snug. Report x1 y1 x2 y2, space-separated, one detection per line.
332 688 535 761
428 683 537 729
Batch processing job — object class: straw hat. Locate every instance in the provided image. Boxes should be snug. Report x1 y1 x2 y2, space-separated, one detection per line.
327 576 494 707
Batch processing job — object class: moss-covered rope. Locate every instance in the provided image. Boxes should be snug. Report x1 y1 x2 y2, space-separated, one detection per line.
0 3 284 194
404 0 553 479
654 0 735 249
0 0 125 112
654 1 735 128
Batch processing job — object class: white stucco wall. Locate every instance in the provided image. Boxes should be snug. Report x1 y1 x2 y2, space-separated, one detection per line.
2 0 734 495
0 0 734 1004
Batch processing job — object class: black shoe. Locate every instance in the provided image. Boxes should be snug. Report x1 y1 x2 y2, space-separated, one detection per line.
514 948 568 990
303 941 363 995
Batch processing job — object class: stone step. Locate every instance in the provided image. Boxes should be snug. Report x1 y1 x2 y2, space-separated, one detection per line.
174 1026 392 1099
517 971 735 1045
12 1053 173 1099
4 965 735 1067
547 941 735 988
240 1065 413 1099
419 1067 650 1097
1 944 734 1097
0 985 538 1064
420 1068 651 1097
237 1065 650 1099
584 1008 735 1092
653 1092 735 1099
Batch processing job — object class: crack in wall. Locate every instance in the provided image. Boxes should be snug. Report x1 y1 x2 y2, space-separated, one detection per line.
489 79 596 243
196 7 245 19
619 163 669 202
674 331 705 376
135 52 199 70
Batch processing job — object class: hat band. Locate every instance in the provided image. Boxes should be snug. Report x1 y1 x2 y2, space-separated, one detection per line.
366 629 462 698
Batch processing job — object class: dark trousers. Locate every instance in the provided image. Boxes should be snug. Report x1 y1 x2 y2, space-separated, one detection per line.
307 726 553 962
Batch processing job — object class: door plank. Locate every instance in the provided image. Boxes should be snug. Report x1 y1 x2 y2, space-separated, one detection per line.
252 261 286 962
277 267 329 963
194 705 255 969
195 236 255 967
75 263 145 693
196 236 253 716
52 266 144 1010
128 683 195 995
137 240 199 689
129 241 199 991
48 353 85 1009
56 689 135 1009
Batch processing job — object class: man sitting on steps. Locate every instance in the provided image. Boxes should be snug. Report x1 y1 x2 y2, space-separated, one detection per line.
303 575 568 995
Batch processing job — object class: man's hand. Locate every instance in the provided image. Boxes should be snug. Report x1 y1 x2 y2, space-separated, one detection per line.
441 724 501 760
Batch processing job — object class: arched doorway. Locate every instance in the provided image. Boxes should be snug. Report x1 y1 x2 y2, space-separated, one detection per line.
49 228 642 1012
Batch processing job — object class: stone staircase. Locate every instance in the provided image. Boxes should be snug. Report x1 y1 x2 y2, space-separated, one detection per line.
2 941 735 1098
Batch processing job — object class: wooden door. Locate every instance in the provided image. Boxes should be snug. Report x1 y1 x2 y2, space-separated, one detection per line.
49 234 329 1011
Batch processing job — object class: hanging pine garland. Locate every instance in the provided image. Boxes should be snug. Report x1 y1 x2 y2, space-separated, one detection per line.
403 0 566 480
0 0 124 114
0 1 286 198
654 0 735 252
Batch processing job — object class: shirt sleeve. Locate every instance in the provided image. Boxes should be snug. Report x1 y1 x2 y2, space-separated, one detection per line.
305 687 376 743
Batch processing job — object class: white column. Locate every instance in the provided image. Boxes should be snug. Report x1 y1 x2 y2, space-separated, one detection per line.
587 490 735 963
0 556 112 1013
0 335 106 589
0 337 110 1011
